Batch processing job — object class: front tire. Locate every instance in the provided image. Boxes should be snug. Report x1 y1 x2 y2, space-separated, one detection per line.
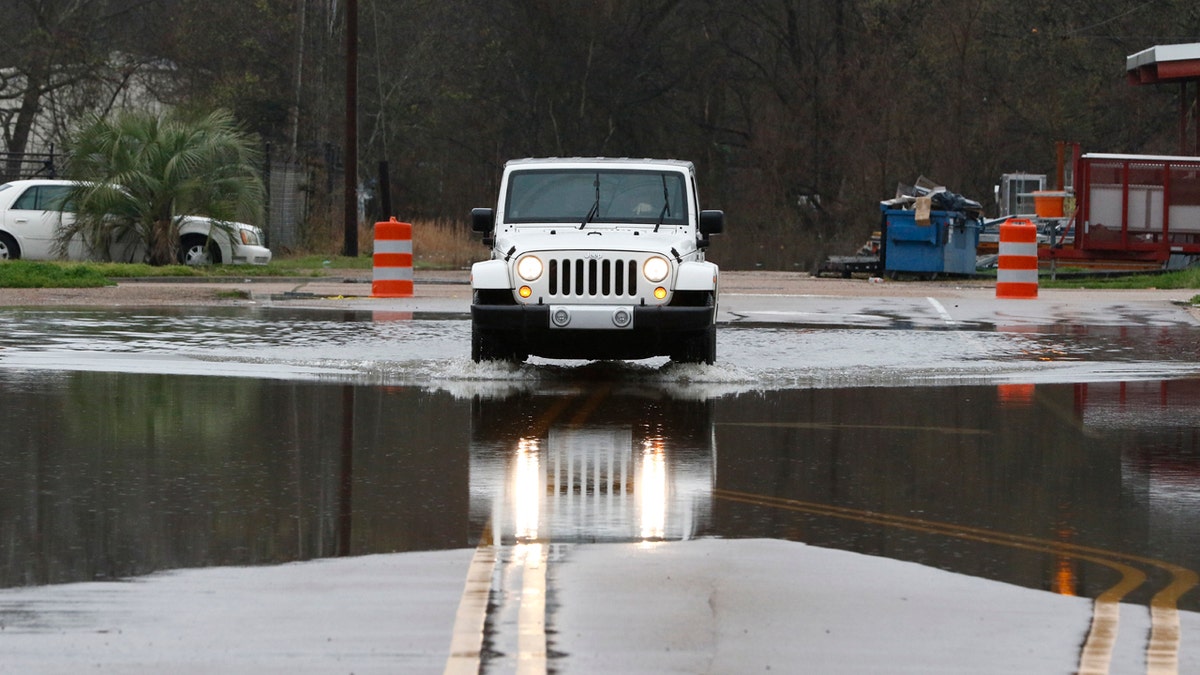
670 291 716 365
179 235 222 265
471 324 527 364
672 323 716 365
0 233 21 260
470 324 491 363
471 290 527 363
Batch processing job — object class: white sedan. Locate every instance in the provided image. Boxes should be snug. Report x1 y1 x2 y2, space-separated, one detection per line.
0 179 271 265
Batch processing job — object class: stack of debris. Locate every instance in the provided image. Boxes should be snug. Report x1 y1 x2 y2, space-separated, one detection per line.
881 176 983 224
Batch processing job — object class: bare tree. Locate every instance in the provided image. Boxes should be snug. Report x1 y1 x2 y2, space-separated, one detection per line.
0 1 158 167
10 0 1198 266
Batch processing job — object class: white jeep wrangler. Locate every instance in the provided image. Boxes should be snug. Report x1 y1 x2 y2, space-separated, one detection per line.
470 157 723 364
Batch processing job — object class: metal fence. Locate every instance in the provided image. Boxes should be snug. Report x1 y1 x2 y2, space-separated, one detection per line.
0 150 63 183
264 155 306 251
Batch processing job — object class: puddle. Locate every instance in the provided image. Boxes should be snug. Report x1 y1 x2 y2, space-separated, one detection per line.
2 306 1198 611
1 367 1198 611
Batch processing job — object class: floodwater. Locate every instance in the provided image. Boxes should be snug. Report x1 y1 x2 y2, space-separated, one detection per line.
1 307 1199 612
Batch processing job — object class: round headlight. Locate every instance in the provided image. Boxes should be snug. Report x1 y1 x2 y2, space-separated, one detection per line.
643 256 670 283
516 255 543 281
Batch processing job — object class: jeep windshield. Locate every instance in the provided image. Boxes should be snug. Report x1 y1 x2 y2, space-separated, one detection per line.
505 169 687 227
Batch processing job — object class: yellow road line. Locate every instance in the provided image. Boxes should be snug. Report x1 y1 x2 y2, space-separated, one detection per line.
1147 565 1198 674
517 542 548 675
444 391 598 675
1078 599 1123 675
1078 566 1151 675
1147 604 1182 675
444 540 497 675
443 540 551 675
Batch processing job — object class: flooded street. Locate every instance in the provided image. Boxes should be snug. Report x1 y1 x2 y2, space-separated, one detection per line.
1 295 1199 671
2 307 1199 593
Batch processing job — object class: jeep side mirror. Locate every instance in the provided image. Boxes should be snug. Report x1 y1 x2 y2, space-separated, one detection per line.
699 210 724 236
698 209 723 247
471 208 495 234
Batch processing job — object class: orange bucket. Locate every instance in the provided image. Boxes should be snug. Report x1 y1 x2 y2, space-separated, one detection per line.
1032 191 1066 218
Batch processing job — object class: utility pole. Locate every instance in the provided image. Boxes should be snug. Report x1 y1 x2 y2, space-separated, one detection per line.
342 0 359 257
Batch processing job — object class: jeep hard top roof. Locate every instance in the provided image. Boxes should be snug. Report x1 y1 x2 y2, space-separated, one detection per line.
504 157 695 172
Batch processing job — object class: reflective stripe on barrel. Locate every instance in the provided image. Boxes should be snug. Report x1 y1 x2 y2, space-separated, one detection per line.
996 218 1038 299
372 218 414 297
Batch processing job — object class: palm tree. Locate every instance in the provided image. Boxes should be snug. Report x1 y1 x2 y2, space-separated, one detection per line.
60 109 264 266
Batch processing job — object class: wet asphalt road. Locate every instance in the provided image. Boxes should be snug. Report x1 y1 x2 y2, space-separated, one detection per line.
1 271 1199 673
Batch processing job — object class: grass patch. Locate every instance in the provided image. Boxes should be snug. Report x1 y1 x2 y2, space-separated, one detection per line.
0 256 381 288
91 262 203 278
1040 266 1200 292
1038 266 1200 304
0 260 116 288
0 259 316 287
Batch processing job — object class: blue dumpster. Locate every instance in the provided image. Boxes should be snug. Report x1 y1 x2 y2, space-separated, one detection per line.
881 207 979 275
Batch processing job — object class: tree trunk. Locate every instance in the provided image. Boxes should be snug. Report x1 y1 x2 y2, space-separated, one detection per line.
149 219 176 266
4 68 46 180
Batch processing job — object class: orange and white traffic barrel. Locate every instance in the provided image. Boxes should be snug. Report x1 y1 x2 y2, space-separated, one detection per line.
372 218 413 297
996 218 1038 299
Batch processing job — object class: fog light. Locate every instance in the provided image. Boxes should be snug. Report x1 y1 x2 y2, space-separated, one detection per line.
612 308 632 328
519 286 533 298
654 287 667 300
552 308 571 327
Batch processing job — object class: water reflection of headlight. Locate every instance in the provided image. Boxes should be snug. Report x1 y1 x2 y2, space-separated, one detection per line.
514 438 540 541
640 439 667 540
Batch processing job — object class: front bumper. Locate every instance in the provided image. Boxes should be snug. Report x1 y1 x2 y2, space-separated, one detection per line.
232 244 273 265
472 303 714 360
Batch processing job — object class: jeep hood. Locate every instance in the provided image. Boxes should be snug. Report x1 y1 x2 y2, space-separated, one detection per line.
493 229 699 257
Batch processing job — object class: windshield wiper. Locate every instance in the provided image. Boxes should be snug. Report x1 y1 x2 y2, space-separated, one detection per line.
579 173 600 229
653 174 671 232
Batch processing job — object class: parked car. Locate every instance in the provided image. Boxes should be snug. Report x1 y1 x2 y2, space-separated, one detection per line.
0 179 271 265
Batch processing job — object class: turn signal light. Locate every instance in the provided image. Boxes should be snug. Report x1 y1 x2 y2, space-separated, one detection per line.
654 287 667 300
519 286 533 298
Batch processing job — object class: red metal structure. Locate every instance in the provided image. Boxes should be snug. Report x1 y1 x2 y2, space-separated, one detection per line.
1045 153 1200 265
1043 44 1200 267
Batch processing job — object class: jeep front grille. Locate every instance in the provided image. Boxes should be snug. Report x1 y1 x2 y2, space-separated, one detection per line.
546 257 639 298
